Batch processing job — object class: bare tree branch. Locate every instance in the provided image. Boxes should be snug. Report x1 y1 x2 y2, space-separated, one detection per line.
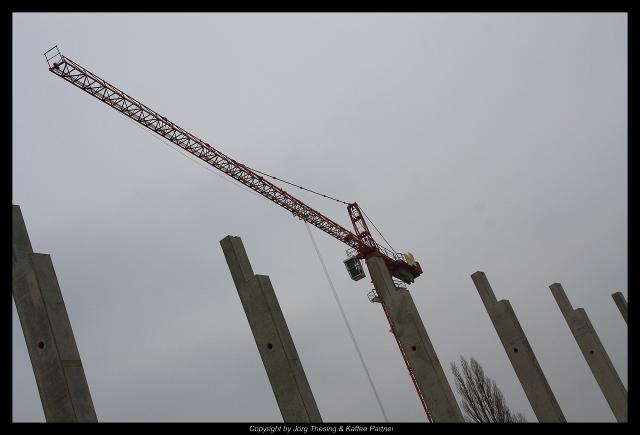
451 356 527 423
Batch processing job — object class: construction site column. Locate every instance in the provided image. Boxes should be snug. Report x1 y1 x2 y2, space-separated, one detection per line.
549 283 627 422
471 271 565 422
12 205 97 422
220 235 322 423
611 292 628 325
366 256 464 422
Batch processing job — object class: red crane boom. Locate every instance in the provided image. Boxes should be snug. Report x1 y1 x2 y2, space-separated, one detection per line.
44 46 422 284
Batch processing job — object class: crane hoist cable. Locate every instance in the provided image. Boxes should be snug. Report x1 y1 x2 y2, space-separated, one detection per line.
245 165 350 205
360 208 396 253
305 222 389 422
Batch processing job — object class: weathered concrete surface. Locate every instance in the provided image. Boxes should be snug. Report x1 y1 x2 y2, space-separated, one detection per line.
220 235 321 423
367 256 464 422
611 292 628 325
471 271 565 422
12 205 97 422
550 283 627 422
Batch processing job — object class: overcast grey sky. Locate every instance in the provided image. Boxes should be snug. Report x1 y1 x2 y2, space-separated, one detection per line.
13 13 627 422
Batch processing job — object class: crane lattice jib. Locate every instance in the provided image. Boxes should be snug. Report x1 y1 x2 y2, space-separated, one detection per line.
49 55 363 251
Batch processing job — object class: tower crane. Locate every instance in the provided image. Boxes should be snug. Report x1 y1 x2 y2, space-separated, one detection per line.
44 46 431 420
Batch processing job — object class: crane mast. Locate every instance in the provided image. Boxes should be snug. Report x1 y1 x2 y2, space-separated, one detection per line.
44 46 422 284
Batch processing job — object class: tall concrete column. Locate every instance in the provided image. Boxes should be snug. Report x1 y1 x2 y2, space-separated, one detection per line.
366 257 464 422
220 235 322 423
471 271 565 422
549 283 627 422
611 292 627 324
12 205 97 422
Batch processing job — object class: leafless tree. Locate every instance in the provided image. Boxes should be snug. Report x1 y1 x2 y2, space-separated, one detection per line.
451 356 527 422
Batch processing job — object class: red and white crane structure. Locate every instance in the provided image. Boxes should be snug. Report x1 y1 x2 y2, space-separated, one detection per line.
44 46 431 421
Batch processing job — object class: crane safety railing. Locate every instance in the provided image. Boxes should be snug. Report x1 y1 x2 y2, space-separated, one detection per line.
346 245 407 263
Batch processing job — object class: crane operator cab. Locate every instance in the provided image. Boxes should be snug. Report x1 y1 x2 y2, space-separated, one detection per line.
344 256 366 281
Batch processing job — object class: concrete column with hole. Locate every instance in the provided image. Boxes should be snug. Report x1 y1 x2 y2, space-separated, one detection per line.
366 256 464 422
611 292 628 325
12 205 97 422
471 271 565 422
549 283 627 422
220 235 322 423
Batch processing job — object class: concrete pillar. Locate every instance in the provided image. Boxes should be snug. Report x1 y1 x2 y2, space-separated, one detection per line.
549 283 627 422
611 292 627 324
220 235 322 423
12 205 97 422
366 256 464 422
471 271 565 422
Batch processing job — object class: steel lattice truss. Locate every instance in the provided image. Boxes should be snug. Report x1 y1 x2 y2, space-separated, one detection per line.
49 55 363 251
46 49 422 283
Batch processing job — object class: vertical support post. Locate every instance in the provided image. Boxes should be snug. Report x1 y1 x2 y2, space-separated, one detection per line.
471 271 565 422
220 235 322 423
549 283 627 422
12 205 97 422
611 292 627 324
366 256 464 422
